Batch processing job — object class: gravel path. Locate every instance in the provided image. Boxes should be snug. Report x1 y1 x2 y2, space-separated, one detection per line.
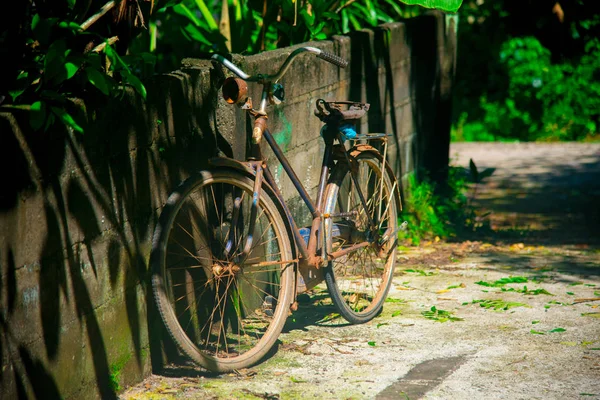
121 142 600 400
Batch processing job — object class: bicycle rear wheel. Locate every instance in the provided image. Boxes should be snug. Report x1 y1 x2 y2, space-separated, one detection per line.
323 147 399 324
151 169 294 372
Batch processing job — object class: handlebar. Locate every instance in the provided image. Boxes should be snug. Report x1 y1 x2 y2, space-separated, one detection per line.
211 46 348 84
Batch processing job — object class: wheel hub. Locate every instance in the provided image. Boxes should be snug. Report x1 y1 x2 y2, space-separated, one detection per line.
212 262 241 278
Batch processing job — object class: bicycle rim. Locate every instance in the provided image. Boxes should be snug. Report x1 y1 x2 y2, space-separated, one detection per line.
324 150 399 323
151 170 294 371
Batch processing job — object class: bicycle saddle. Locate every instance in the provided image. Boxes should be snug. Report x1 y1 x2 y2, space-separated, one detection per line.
314 99 370 125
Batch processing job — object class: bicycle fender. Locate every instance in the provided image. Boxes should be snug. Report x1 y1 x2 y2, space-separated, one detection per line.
335 144 403 212
208 157 257 176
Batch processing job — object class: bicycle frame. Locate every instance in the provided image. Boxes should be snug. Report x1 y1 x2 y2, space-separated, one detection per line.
211 49 386 295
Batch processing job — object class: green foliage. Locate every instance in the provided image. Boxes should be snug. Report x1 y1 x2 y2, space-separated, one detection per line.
500 286 553 296
398 165 474 245
468 299 529 311
4 0 461 133
139 0 431 73
467 37 600 141
4 4 154 134
403 269 436 276
452 2 600 142
475 276 528 287
400 0 462 12
421 306 463 322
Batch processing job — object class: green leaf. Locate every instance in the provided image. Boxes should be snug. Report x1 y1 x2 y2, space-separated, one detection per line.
104 43 130 73
64 62 79 80
85 67 111 95
447 284 465 289
404 269 436 276
532 320 540 324
391 310 402 317
566 292 574 295
44 39 68 83
367 341 376 347
9 71 32 102
476 276 528 287
173 3 201 26
58 21 81 31
32 15 57 45
122 72 147 99
183 24 213 46
377 323 389 328
385 298 406 303
29 101 47 131
421 306 463 322
50 106 84 134
548 328 566 333
581 312 600 318
530 330 546 335
397 0 463 13
290 376 306 383
193 0 218 30
470 299 529 311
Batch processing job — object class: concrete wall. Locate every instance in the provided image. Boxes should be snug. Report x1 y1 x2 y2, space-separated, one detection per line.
0 12 456 399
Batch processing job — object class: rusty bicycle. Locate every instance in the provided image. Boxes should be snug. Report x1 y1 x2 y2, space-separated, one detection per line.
150 47 402 372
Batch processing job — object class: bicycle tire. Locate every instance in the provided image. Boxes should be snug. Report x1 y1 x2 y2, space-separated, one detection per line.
151 169 295 372
323 147 400 324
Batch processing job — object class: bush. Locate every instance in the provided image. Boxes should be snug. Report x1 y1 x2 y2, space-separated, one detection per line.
455 36 600 142
399 166 473 245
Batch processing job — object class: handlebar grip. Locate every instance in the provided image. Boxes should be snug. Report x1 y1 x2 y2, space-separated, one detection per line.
317 51 348 68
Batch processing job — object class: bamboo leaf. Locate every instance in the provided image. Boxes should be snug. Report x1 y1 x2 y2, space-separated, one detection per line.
398 0 463 13
194 0 219 30
85 67 111 95
50 106 84 134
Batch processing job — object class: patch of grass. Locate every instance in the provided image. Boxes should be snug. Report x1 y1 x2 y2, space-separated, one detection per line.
530 327 567 335
385 298 407 303
581 312 600 318
447 283 466 289
500 286 553 295
403 269 436 276
421 306 463 322
398 165 481 245
467 299 529 311
475 276 528 287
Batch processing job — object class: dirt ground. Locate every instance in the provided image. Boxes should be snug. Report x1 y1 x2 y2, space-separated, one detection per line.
121 142 600 400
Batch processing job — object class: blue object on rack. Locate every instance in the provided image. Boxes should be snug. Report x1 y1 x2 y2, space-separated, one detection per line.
339 124 357 140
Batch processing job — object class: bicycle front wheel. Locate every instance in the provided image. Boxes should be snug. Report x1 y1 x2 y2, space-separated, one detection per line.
323 147 399 324
151 169 295 372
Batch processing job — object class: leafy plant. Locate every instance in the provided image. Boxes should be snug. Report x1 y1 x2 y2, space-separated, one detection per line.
403 268 436 276
421 306 463 322
452 1 600 143
475 276 528 287
398 165 474 245
468 299 529 311
135 0 449 73
3 3 153 134
501 286 553 296
530 327 566 335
